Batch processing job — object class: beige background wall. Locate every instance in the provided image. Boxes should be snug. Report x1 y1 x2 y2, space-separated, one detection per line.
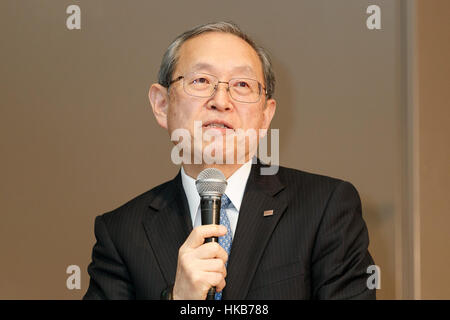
0 0 447 299
416 0 450 300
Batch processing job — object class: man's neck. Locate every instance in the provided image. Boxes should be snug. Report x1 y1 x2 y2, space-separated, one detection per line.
182 163 247 180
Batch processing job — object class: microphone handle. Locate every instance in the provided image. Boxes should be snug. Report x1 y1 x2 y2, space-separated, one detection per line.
200 195 222 300
207 287 216 300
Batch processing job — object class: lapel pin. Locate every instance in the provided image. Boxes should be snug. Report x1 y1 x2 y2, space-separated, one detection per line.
263 210 274 217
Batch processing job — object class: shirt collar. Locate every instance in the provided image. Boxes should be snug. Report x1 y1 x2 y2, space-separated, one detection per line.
224 160 252 211
180 160 253 223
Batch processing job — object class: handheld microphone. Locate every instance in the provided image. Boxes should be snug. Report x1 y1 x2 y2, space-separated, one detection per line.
195 168 227 300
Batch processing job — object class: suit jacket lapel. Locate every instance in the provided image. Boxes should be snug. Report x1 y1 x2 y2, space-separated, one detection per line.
224 162 287 299
142 172 192 286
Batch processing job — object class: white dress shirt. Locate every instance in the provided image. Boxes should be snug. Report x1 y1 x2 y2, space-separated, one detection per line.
180 160 252 239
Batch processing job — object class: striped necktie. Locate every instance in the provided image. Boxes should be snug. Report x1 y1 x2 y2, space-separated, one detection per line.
215 194 232 300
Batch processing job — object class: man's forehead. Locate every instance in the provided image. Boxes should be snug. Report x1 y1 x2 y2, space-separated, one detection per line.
175 32 263 78
189 62 257 77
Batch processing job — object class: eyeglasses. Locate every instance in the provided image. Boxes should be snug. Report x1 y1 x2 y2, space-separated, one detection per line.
169 72 267 103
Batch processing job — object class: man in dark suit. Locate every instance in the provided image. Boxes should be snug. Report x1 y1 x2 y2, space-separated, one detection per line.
84 21 376 300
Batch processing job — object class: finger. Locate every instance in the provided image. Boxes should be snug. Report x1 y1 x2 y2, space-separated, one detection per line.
184 225 227 249
200 258 227 277
195 242 228 263
215 278 227 293
203 271 226 289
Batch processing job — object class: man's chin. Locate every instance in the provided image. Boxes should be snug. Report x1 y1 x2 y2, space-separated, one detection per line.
202 127 235 137
192 144 253 165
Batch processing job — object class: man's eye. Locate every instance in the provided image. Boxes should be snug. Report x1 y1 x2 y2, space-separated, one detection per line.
192 78 209 84
236 81 250 88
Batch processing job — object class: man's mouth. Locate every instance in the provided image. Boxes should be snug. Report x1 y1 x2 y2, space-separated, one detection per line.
202 120 234 130
204 123 228 128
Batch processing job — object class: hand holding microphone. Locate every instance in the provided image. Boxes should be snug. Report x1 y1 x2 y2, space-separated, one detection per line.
172 168 228 300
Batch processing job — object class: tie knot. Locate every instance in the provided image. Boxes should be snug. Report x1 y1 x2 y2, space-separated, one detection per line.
221 194 232 209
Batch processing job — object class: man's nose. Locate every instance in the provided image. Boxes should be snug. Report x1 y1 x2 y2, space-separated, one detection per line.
207 82 233 111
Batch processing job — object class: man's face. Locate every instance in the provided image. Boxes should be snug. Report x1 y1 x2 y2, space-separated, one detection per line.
152 32 276 164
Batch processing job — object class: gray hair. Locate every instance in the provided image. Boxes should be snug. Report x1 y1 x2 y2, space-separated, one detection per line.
157 21 275 99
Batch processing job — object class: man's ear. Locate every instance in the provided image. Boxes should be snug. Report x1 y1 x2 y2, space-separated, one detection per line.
149 83 169 129
262 98 276 130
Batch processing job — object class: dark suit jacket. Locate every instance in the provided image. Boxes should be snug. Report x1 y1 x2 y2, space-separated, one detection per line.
84 161 376 299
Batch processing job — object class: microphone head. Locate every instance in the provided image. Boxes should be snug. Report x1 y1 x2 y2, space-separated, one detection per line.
195 168 227 197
